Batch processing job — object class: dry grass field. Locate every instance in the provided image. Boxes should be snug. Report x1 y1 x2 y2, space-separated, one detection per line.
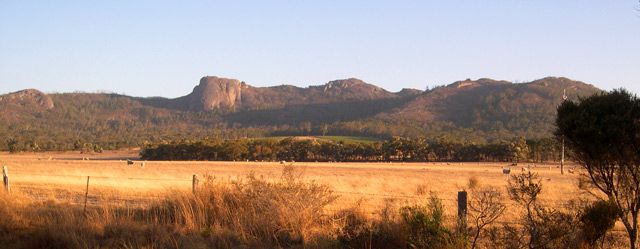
0 150 586 215
1 150 628 248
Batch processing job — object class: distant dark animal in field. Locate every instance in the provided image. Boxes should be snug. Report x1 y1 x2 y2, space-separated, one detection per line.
127 160 134 166
503 168 511 175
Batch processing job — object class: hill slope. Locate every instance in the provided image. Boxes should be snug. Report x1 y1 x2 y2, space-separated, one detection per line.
373 77 601 140
0 76 602 150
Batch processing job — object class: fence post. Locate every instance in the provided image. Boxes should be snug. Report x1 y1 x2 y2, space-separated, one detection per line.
83 176 90 214
2 166 9 192
457 191 468 230
192 174 199 194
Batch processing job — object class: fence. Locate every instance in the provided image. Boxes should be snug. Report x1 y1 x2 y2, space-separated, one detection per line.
2 165 579 228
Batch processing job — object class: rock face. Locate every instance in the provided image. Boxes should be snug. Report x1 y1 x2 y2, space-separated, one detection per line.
179 76 246 111
398 88 423 97
320 78 391 98
170 76 406 112
0 89 54 110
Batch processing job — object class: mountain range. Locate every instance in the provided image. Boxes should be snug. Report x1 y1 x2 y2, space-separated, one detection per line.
0 76 601 150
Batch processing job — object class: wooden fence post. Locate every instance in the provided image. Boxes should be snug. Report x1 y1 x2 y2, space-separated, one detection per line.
457 191 468 230
83 176 90 214
3 166 9 192
192 174 199 194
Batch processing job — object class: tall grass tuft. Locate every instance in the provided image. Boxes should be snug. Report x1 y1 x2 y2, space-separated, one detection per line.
147 167 338 247
0 166 339 248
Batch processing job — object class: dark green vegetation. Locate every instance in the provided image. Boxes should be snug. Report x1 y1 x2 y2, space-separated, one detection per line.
140 136 562 163
556 89 640 249
0 76 600 152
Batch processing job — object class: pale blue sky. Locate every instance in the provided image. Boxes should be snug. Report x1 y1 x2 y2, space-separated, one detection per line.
1 1 639 97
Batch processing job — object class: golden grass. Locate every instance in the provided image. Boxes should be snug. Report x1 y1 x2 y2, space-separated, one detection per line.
0 151 584 209
0 151 589 219
0 151 627 248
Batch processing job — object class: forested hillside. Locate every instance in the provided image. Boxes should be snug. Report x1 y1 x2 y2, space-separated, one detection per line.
0 76 601 151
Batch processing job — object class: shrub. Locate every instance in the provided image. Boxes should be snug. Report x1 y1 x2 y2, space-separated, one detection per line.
507 172 582 249
336 201 405 249
400 194 465 249
580 200 619 247
468 186 506 249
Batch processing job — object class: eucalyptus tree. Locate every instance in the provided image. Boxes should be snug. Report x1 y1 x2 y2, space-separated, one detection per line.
556 89 640 249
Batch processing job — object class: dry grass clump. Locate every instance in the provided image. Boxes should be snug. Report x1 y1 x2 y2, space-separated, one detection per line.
0 189 215 248
0 166 339 249
334 200 407 248
415 183 430 196
147 166 338 247
467 176 480 190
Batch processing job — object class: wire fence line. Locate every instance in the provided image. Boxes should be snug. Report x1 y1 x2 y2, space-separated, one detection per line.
5 171 594 230
11 171 193 182
6 171 577 210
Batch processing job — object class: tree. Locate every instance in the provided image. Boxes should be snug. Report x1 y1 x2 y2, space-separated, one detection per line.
222 140 248 160
510 136 529 165
556 89 640 249
321 124 329 136
508 172 577 249
468 186 506 249
6 138 20 153
299 121 312 135
508 172 544 248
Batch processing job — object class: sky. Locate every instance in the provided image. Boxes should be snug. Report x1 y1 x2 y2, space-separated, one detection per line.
1 1 639 98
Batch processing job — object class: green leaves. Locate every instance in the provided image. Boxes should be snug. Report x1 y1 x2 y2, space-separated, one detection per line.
556 89 640 248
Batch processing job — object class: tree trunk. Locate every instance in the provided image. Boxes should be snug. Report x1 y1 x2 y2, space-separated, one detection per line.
631 214 638 249
471 228 481 249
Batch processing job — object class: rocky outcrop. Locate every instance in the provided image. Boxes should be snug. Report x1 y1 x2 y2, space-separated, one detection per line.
449 78 510 89
319 78 395 99
398 88 423 97
177 76 247 111
166 76 401 112
0 89 54 110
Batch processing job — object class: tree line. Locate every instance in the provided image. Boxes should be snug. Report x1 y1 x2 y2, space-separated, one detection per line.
140 136 564 163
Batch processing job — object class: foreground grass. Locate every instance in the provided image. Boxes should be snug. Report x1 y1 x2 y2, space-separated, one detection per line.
0 167 455 249
0 169 341 248
0 167 628 249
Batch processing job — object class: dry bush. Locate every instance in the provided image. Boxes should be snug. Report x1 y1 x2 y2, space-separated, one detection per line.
335 200 406 249
505 172 585 249
400 194 467 249
468 186 506 249
0 190 210 249
145 166 338 248
415 183 429 196
467 176 480 190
